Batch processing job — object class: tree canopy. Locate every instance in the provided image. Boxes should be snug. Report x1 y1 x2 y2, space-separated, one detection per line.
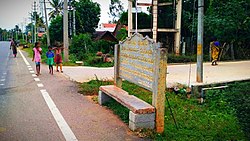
109 0 125 22
72 0 101 34
49 15 63 44
48 0 63 20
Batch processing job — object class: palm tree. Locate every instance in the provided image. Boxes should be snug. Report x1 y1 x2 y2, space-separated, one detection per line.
48 0 63 20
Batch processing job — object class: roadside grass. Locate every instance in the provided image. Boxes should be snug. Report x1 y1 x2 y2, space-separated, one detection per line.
205 82 250 140
79 80 248 140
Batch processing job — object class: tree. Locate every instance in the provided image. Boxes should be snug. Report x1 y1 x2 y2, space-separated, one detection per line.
49 16 63 44
72 0 101 34
48 0 63 20
109 0 124 22
119 11 151 29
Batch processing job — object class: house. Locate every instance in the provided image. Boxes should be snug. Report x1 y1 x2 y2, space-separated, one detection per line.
96 23 117 32
94 21 128 42
93 31 117 42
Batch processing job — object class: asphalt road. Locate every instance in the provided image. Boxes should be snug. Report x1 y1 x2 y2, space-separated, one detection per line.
0 41 145 141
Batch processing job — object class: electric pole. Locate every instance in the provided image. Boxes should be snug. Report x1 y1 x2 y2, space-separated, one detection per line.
43 0 50 46
63 0 69 62
197 0 204 83
33 1 37 43
73 8 76 37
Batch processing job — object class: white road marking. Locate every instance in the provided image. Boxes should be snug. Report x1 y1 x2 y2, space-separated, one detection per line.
0 79 5 81
19 50 30 66
37 83 44 87
30 71 35 73
32 74 37 77
3 73 7 75
0 84 4 86
40 90 78 141
28 68 33 70
34 78 40 81
18 50 78 141
27 66 32 68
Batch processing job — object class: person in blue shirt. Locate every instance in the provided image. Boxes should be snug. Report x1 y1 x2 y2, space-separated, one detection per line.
46 46 55 74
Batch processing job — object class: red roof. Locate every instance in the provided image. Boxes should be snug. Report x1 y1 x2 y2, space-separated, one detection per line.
103 23 116 28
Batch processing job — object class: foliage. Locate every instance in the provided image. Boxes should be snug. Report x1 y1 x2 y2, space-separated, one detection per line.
70 33 115 67
82 53 114 67
116 28 127 41
109 0 124 22
48 0 63 20
204 0 250 59
104 99 130 123
72 0 101 34
206 82 250 140
78 80 247 140
205 0 250 42
79 80 113 96
49 15 63 43
167 54 210 63
70 33 93 60
19 39 27 45
120 11 151 29
93 40 116 54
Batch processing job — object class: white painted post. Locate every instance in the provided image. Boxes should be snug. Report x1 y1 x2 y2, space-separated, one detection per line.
174 0 182 55
63 0 69 62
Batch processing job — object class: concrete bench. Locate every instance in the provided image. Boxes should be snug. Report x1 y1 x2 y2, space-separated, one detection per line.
75 61 83 66
98 85 155 131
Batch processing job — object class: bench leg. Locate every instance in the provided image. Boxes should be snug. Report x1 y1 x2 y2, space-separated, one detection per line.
129 111 155 131
98 91 111 105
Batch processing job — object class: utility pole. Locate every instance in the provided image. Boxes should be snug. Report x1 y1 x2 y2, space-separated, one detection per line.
63 0 69 62
174 0 182 55
197 0 204 83
152 0 158 42
33 1 37 43
135 0 138 33
43 0 50 46
73 8 76 37
128 0 132 37
21 22 24 40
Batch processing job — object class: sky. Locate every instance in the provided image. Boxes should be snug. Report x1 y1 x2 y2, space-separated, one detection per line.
0 0 151 30
0 0 129 30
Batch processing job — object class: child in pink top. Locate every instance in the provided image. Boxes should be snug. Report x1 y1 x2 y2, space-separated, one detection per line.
32 42 42 76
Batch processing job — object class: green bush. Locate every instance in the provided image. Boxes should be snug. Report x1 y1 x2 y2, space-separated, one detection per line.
168 54 210 63
93 40 116 54
206 82 250 140
70 33 93 60
19 39 27 45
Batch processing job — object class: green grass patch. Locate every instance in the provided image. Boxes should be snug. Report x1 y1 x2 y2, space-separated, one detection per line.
103 99 130 124
78 80 248 140
206 82 250 140
78 80 113 95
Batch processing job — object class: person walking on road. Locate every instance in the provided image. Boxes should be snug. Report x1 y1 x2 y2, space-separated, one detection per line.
210 37 221 66
46 46 54 75
10 38 17 58
53 46 64 73
32 42 42 76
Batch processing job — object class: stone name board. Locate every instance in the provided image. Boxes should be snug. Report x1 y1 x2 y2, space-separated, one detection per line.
118 34 159 91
